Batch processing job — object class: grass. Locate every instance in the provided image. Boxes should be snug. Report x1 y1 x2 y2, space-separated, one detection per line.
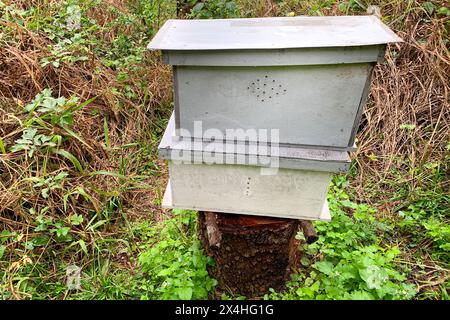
0 0 449 300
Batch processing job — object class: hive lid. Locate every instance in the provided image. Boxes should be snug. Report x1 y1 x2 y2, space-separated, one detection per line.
158 113 351 173
148 15 402 51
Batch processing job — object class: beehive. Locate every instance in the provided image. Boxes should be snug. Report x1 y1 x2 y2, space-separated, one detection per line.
148 15 402 151
159 113 350 220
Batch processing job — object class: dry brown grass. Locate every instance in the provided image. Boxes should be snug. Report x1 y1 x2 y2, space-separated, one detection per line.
2 0 447 221
234 0 450 298
0 0 448 299
238 0 449 204
0 0 173 221
0 1 176 298
354 1 449 202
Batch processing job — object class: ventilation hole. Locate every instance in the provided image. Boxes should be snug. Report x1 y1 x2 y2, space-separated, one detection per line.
265 75 268 78
269 96 272 98
272 80 275 82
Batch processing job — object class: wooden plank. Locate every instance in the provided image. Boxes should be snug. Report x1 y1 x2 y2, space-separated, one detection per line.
299 220 319 244
178 135 358 152
164 46 383 66
159 112 351 173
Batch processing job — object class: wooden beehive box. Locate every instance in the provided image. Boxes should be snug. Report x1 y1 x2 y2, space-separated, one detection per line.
159 113 350 220
148 15 402 151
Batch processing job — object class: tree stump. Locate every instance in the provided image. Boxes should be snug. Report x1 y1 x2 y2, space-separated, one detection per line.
197 211 303 297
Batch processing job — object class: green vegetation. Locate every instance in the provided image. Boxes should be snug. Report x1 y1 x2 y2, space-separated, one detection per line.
189 0 240 18
267 176 420 300
138 210 217 300
0 0 448 300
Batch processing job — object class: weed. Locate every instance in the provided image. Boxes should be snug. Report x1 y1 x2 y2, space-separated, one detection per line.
266 177 417 300
0 0 448 301
138 210 217 299
188 0 240 18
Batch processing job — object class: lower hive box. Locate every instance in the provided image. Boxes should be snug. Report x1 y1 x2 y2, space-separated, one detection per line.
162 166 332 221
159 113 350 221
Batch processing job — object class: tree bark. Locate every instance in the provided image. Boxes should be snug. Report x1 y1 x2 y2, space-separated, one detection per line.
198 211 301 297
299 220 319 244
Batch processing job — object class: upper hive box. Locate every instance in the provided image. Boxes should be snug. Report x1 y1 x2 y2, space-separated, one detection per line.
148 16 402 151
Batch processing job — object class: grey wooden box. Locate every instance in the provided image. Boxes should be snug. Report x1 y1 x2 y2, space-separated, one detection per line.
159 113 350 220
148 16 402 151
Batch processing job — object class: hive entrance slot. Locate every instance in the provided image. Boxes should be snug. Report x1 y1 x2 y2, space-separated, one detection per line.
247 76 287 102
245 177 251 196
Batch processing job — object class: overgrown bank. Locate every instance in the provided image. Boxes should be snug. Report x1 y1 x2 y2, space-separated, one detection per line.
0 0 448 299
